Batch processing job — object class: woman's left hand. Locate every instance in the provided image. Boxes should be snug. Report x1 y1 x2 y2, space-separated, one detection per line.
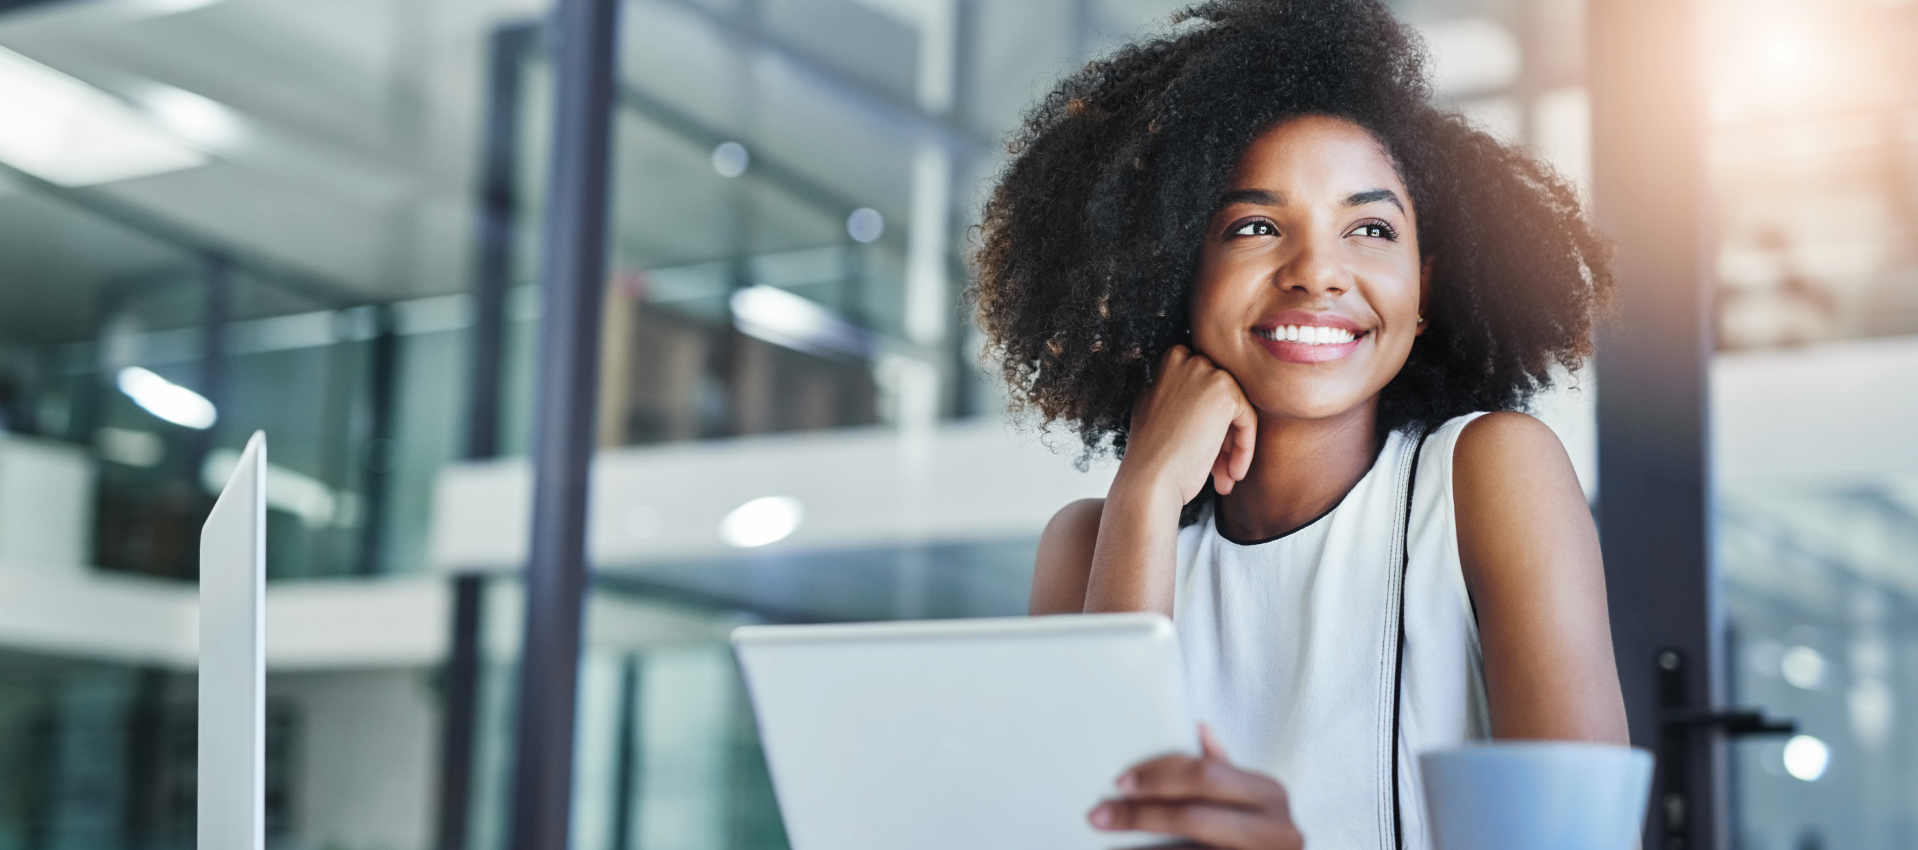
1088 725 1304 849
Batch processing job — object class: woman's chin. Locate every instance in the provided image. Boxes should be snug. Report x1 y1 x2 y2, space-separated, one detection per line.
1246 391 1377 425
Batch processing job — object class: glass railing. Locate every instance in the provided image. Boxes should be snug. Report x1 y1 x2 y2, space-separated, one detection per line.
461 575 787 850
1702 0 1918 842
1722 494 1918 847
1712 334 1918 847
1 254 471 580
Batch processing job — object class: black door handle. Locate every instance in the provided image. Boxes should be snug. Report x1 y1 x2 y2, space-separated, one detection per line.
1661 707 1797 736
1652 649 1796 850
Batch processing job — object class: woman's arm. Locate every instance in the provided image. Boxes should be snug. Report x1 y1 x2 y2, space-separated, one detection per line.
1030 346 1258 616
1031 499 1102 615
1454 412 1629 743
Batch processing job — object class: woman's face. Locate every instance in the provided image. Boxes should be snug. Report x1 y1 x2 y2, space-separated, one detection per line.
1189 114 1427 423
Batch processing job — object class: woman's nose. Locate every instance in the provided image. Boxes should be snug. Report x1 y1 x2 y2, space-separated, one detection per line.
1274 234 1350 296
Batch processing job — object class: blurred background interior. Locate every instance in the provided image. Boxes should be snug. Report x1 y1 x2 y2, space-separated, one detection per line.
0 0 1909 847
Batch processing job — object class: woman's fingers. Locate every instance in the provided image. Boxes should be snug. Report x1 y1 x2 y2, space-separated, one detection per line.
1118 754 1286 809
1198 722 1229 762
1096 730 1300 849
1225 388 1258 482
1089 800 1301 850
1211 448 1236 495
1128 344 1261 506
1207 361 1255 495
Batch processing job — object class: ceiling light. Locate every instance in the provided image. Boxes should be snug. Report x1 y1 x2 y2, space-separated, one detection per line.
117 366 217 430
128 0 226 16
719 496 804 548
1779 645 1824 689
140 83 246 150
711 141 749 177
1782 734 1829 781
0 47 206 186
730 285 877 360
847 207 885 243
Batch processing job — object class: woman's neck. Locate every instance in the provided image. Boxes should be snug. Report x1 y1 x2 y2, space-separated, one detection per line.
1215 399 1380 542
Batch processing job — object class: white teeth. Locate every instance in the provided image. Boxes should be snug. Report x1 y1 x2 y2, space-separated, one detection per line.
1259 325 1357 345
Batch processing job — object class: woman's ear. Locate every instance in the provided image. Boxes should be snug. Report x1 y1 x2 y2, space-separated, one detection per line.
1416 255 1435 336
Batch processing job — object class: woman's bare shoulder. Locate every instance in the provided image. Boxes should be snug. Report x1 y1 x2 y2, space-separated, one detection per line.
1455 410 1565 465
1451 411 1587 564
1030 498 1105 614
1452 411 1627 742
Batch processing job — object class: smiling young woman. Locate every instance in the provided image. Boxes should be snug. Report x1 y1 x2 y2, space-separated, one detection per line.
968 1 1626 848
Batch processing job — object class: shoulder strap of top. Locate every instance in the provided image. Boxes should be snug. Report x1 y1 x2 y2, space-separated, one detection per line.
1389 430 1430 850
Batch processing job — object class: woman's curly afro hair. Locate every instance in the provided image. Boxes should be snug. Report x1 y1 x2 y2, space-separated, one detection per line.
969 0 1612 462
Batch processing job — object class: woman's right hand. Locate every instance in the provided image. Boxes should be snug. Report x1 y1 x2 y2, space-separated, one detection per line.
1117 345 1259 505
1089 724 1304 850
1068 345 1257 615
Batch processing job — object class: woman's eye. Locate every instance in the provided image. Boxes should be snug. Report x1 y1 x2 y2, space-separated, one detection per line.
1349 222 1397 240
1229 220 1277 237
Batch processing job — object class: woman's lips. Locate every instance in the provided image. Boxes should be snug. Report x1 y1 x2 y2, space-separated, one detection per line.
1251 325 1366 363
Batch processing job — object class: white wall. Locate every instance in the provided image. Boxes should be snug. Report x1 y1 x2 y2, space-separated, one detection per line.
0 570 452 670
0 435 93 569
1713 334 1918 492
272 668 441 850
430 420 1118 571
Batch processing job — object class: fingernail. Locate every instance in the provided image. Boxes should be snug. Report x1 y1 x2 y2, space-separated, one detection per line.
1116 772 1137 793
1088 805 1113 829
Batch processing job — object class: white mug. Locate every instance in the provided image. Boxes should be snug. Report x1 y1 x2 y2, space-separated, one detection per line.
1419 742 1654 850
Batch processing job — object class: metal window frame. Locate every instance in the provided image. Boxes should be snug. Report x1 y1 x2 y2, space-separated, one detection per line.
1589 1 1734 847
504 0 622 848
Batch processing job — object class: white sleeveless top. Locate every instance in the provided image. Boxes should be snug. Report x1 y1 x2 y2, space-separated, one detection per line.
1173 413 1492 850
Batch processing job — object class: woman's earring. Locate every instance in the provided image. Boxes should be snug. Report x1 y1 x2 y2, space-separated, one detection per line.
1417 314 1426 324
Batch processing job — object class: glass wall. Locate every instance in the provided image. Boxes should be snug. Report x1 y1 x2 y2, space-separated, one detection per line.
0 0 534 846
0 0 537 581
1701 0 1918 844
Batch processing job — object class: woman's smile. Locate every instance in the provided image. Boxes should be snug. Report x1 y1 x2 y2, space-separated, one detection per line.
1251 310 1369 363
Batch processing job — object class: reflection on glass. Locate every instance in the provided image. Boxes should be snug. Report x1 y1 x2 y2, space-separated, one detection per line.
1706 0 1918 350
1706 0 1918 845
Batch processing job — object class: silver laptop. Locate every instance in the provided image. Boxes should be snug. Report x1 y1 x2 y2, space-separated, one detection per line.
200 431 266 850
733 613 1195 850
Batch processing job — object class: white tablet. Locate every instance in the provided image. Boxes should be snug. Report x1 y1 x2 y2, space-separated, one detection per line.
733 612 1195 850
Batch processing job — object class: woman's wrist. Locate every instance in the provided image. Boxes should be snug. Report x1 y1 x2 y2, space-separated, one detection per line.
1085 471 1186 614
1108 458 1190 517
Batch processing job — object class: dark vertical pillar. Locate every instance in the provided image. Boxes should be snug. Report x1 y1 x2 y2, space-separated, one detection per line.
1588 0 1719 848
194 254 233 470
435 575 486 850
507 0 619 846
464 22 540 462
608 656 643 850
357 307 399 577
121 668 168 847
947 0 980 420
436 21 538 850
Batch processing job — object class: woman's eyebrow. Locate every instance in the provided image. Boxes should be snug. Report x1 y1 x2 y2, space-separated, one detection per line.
1218 188 1283 207
1344 188 1404 212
